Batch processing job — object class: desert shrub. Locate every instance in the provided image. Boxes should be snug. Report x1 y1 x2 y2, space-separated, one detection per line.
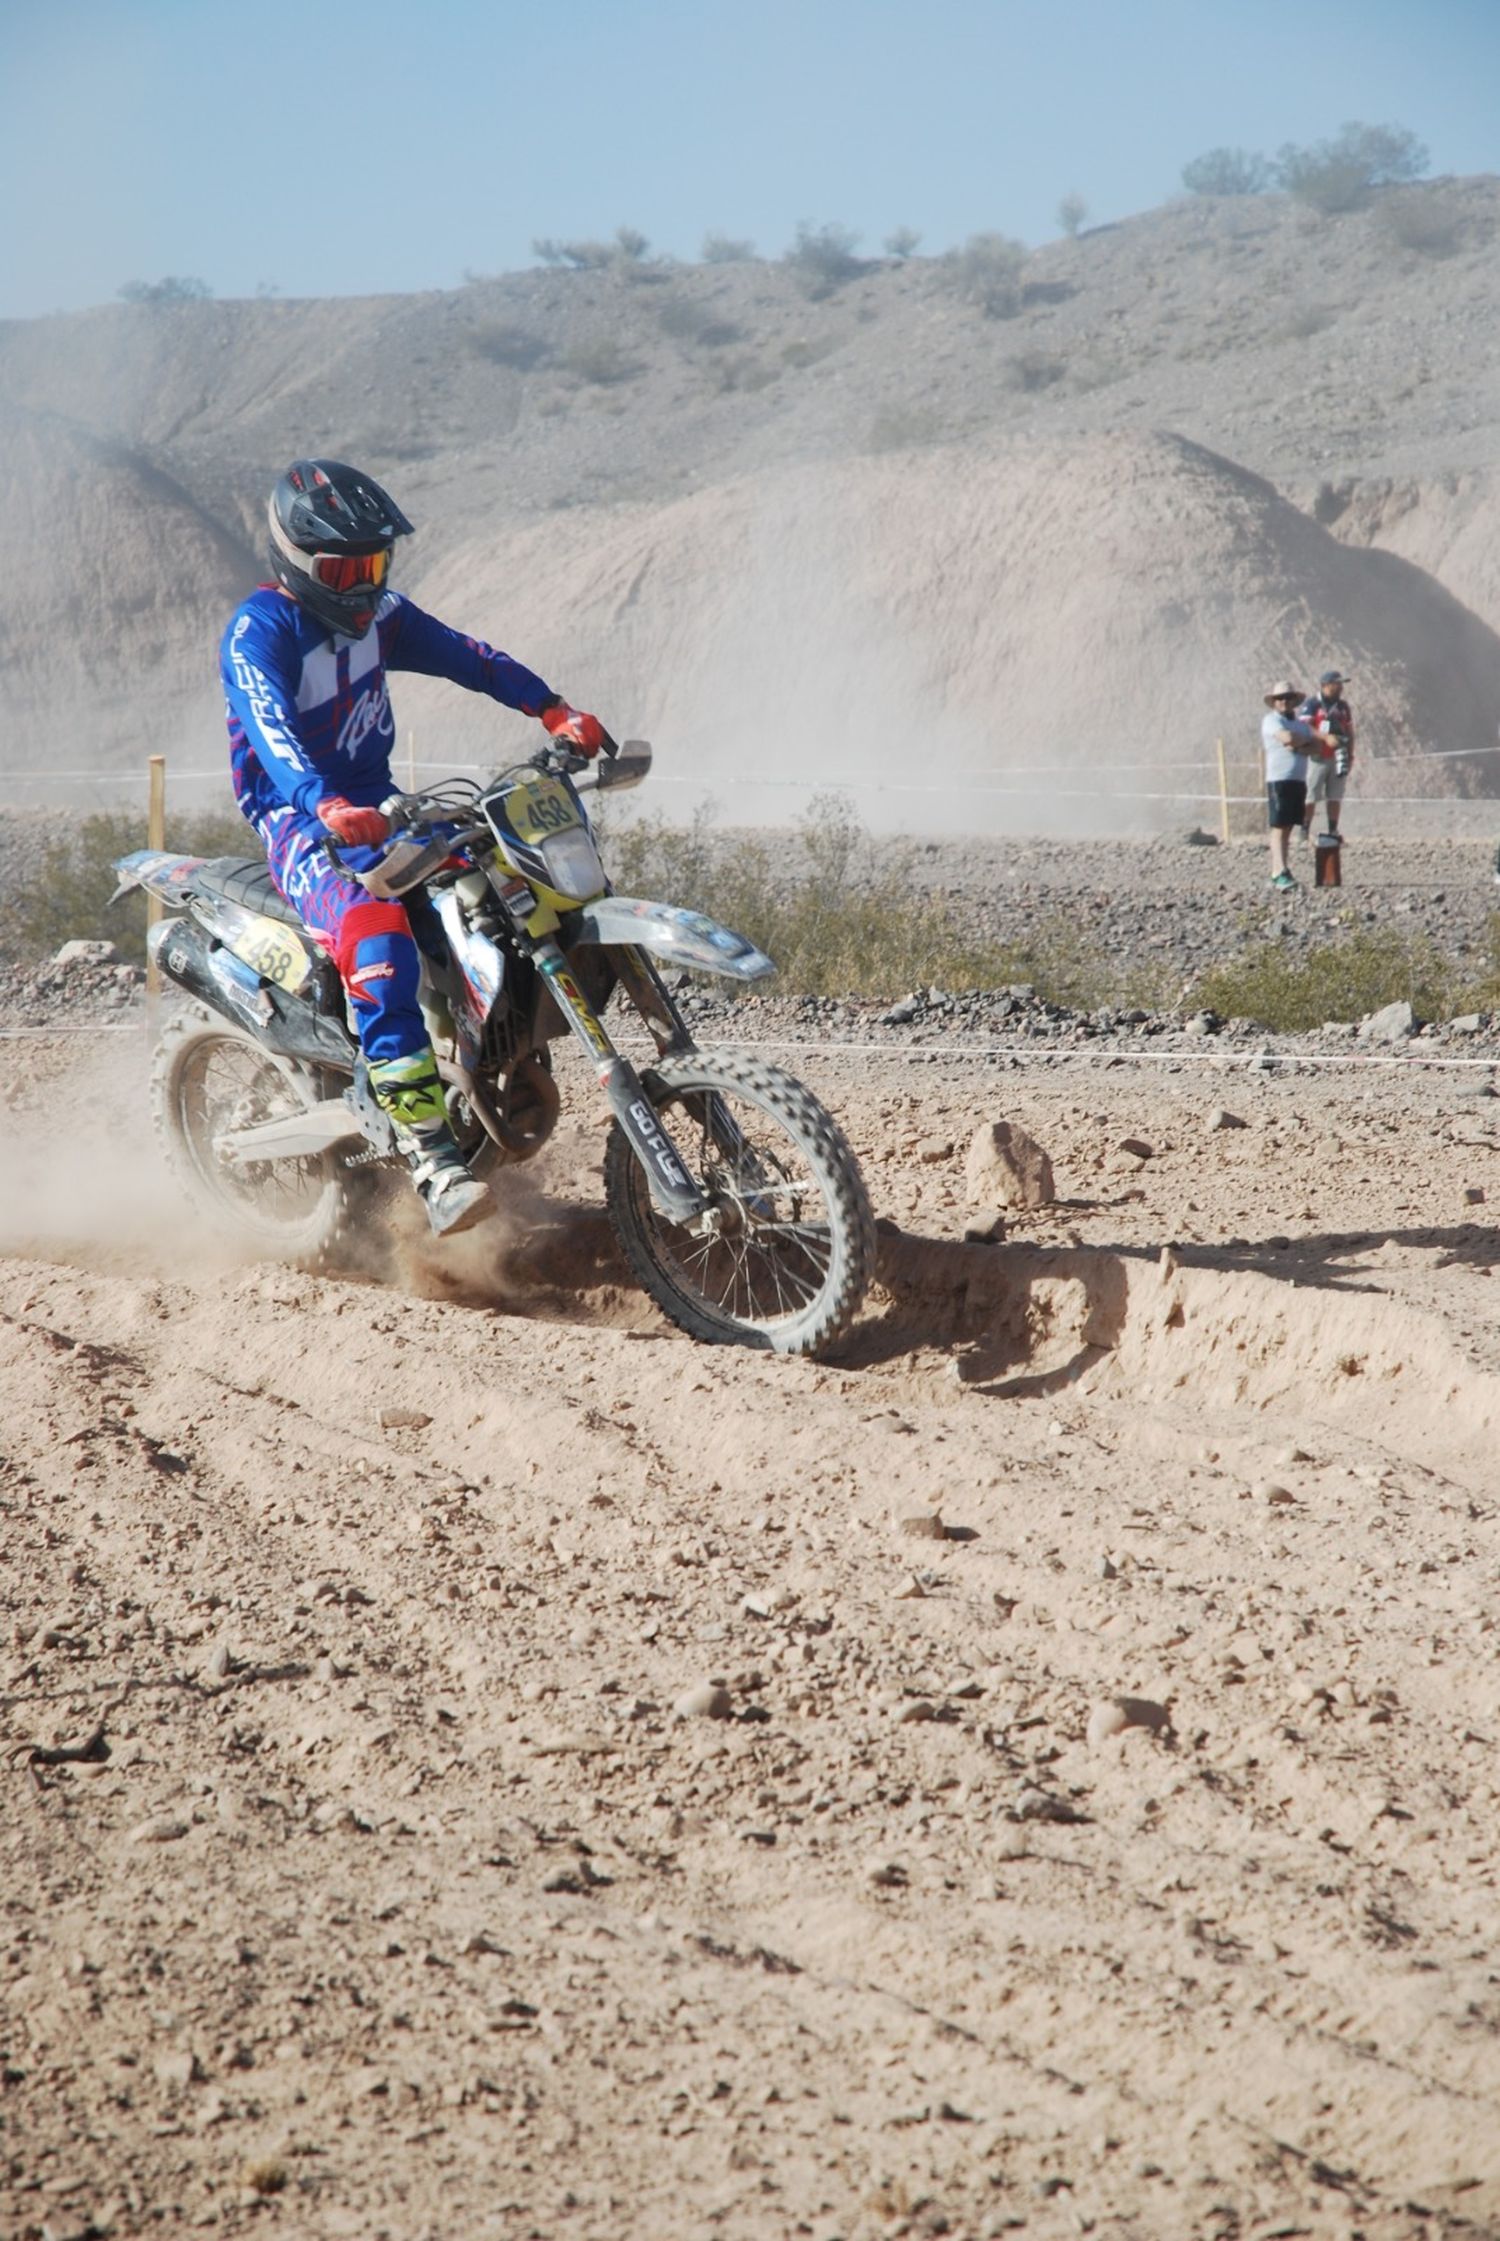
118 276 212 304
608 797 1016 999
994 913 1176 1016
1276 121 1430 214
1193 926 1454 1033
562 336 641 385
2 809 248 967
708 350 778 393
780 336 835 369
883 226 922 259
467 322 552 369
944 232 1027 318
1375 189 1464 257
656 294 742 346
1181 148 1271 197
1056 192 1088 238
784 220 864 295
701 231 755 263
867 405 944 452
1006 349 1065 392
614 226 651 262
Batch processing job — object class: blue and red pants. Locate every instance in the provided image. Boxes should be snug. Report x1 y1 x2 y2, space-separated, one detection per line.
251 804 427 1065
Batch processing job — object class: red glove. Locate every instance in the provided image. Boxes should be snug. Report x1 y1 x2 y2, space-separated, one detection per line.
319 796 390 848
540 701 613 758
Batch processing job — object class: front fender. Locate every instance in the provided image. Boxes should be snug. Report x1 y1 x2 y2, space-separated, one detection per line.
571 897 774 982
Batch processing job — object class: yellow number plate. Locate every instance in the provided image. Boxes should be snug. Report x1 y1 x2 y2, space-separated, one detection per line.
504 777 580 845
229 916 312 993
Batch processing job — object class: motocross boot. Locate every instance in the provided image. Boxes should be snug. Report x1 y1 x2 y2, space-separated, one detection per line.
367 1052 491 1237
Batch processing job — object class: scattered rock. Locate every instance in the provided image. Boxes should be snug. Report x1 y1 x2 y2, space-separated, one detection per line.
962 1210 1006 1245
1181 828 1218 847
896 1511 946 1542
1360 1000 1416 1043
867 1859 909 1888
893 1698 937 1725
128 1815 190 1845
1450 1013 1485 1035
152 2046 199 2090
1464 1184 1486 1205
1009 1785 1089 1825
1207 1107 1248 1130
53 938 118 967
1096 1554 1118 1580
1116 1136 1155 1161
1258 1481 1298 1506
378 1405 433 1431
892 1574 927 1600
1184 1010 1219 1036
964 1119 1055 1211
241 2159 288 2198
882 995 922 1026
674 1681 733 1721
1087 1696 1172 1748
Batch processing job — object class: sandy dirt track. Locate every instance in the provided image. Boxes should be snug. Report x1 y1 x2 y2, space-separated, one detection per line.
5 1036 1500 2241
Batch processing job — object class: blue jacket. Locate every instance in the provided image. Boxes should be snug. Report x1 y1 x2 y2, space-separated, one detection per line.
222 585 554 827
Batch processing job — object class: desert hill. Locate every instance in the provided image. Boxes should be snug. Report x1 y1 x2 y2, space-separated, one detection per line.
3 176 1499 816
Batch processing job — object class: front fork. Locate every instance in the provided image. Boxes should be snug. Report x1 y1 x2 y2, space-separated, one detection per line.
533 940 711 1226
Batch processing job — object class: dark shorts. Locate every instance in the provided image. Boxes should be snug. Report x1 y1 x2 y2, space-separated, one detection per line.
1267 778 1307 830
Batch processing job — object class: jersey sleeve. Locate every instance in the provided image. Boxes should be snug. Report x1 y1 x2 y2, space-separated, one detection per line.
222 605 328 815
382 595 554 715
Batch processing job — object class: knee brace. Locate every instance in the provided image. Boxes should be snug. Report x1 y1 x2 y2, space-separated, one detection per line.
334 900 424 1062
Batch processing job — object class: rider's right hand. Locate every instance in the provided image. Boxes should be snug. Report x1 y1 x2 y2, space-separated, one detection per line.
319 796 391 848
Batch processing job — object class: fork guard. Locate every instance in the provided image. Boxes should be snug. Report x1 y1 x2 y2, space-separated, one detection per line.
569 898 774 981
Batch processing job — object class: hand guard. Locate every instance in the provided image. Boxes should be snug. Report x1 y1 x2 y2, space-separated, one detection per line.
319 796 391 848
540 701 616 758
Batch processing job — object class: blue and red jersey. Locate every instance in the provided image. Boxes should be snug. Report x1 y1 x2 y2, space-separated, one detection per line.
221 585 555 828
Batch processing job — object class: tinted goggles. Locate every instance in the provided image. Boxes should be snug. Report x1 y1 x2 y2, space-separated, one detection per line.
310 547 392 594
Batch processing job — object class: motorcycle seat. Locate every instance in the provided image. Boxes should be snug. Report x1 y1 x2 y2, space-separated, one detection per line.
195 857 306 930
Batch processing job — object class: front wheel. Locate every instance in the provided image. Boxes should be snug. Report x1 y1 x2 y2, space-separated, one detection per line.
604 1046 875 1356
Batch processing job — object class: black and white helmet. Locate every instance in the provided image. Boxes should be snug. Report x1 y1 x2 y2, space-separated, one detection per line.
267 459 413 638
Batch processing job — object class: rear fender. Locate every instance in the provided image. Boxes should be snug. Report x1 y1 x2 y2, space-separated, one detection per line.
571 896 773 981
112 849 210 906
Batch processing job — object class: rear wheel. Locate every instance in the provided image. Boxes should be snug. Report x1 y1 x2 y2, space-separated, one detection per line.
151 1010 354 1265
604 1046 874 1356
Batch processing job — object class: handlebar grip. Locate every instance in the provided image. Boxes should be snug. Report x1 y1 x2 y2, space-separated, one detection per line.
323 837 351 873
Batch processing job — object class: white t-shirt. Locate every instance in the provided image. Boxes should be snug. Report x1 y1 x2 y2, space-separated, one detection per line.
1261 709 1320 784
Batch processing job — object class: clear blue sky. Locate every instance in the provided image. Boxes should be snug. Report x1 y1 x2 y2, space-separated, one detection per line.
2 0 1496 319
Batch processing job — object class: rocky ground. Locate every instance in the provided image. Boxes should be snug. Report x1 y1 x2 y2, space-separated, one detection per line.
7 836 1500 2238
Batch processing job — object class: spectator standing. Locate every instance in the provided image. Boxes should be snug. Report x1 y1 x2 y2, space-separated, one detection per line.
1299 669 1355 839
1261 680 1322 891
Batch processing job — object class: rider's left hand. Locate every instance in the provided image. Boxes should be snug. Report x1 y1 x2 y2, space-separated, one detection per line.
540 701 617 759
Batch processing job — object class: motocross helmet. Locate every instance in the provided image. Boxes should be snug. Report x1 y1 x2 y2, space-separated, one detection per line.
267 459 413 638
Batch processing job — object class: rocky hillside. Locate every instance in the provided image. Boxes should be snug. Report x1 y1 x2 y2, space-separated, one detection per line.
3 177 1499 816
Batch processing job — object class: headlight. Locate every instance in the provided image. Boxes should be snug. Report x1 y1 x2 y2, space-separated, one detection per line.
539 827 606 900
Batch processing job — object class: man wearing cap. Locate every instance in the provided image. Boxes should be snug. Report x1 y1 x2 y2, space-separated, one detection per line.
1299 670 1355 841
1261 681 1322 891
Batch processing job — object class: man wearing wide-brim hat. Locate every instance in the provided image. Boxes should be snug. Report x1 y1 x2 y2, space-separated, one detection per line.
1260 680 1323 891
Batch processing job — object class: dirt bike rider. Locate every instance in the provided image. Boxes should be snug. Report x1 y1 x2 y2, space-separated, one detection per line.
221 459 615 1236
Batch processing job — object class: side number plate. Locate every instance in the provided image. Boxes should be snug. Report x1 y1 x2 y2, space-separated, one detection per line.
229 916 312 993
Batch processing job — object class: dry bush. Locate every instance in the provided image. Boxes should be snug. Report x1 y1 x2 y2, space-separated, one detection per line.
656 294 743 346
883 226 922 259
1005 349 1066 392
118 275 212 304
1181 148 1271 197
1057 193 1088 238
562 336 642 386
944 232 1027 318
467 322 552 370
708 350 778 394
784 221 865 296
1193 926 1457 1032
701 232 755 263
1277 121 1429 214
2 810 248 966
1375 190 1464 258
607 798 1016 999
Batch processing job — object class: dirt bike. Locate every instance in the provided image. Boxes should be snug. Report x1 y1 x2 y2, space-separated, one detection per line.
114 740 875 1357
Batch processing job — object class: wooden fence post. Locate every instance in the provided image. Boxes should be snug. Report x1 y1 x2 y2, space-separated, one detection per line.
145 753 166 995
1215 737 1230 844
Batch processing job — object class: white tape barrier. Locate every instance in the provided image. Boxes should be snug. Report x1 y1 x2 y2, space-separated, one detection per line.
5 1019 1496 1076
